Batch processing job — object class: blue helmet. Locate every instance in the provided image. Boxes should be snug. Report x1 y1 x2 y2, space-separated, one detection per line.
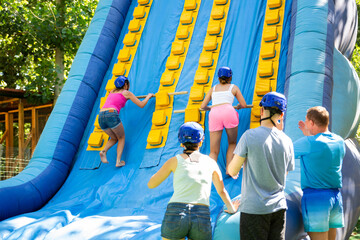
259 92 287 112
114 75 128 88
178 122 204 144
218 66 232 78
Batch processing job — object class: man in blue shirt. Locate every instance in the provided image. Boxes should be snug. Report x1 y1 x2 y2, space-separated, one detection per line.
294 106 345 240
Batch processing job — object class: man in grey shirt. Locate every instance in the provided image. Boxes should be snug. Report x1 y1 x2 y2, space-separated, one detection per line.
227 92 295 240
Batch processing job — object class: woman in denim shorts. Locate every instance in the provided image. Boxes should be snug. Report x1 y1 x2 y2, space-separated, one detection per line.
148 122 239 240
98 75 153 167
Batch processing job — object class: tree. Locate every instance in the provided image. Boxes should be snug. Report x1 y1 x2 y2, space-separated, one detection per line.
352 0 360 143
0 0 99 104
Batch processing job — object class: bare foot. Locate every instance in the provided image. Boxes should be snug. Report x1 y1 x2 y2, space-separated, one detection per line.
99 151 108 164
116 160 125 168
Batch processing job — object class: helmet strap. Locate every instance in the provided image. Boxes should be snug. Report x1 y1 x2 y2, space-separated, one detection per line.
259 116 276 127
183 149 195 154
260 107 281 127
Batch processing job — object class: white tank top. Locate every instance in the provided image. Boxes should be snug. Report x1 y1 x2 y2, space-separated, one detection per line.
169 152 220 206
212 84 235 106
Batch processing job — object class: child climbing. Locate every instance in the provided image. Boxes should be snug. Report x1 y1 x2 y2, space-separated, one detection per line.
148 122 239 240
200 66 247 171
98 75 153 167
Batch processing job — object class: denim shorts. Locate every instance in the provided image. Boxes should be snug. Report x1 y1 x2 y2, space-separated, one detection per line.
161 202 212 240
98 110 121 130
302 188 344 232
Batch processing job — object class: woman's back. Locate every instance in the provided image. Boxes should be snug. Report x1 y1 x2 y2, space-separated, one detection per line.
211 84 235 106
169 152 219 206
102 91 128 113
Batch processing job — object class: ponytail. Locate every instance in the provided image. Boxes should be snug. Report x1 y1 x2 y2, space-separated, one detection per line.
219 76 231 84
182 142 199 151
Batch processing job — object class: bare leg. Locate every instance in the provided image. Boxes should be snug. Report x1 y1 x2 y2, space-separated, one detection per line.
308 231 329 240
328 228 336 240
99 129 118 164
225 126 238 173
209 130 222 162
112 123 126 167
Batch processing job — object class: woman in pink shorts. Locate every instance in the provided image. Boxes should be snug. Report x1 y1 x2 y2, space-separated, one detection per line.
200 67 247 171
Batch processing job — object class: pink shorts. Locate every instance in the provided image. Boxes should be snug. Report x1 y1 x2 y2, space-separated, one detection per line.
209 104 239 132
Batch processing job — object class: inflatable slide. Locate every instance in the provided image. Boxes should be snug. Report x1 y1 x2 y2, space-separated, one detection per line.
0 0 359 239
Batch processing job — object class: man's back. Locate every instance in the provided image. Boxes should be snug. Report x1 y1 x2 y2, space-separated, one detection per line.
294 132 345 189
234 126 295 214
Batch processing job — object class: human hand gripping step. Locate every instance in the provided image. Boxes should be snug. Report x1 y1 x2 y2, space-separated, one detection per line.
234 104 253 110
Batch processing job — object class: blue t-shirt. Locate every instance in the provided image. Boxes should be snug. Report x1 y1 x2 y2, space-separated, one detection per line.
293 132 345 189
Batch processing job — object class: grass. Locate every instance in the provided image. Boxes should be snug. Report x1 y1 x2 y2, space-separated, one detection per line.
350 218 360 239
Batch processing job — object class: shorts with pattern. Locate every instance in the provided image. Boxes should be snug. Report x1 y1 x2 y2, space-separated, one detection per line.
301 188 344 232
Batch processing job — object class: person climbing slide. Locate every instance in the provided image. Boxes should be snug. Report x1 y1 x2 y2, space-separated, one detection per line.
98 75 154 167
200 66 247 172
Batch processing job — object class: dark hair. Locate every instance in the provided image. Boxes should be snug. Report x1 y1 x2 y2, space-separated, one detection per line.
264 106 283 116
182 142 199 151
116 79 129 90
219 76 231 84
306 106 329 127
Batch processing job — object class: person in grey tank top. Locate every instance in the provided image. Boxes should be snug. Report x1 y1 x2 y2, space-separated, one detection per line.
227 92 295 240
148 122 239 240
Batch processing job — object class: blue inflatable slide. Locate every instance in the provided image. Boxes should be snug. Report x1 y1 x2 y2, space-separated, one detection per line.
1 0 360 239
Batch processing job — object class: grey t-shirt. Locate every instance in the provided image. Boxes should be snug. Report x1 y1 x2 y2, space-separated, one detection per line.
234 126 295 214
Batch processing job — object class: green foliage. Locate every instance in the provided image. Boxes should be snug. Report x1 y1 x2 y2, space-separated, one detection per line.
357 0 360 43
352 45 360 74
351 1 360 238
350 218 360 239
352 0 360 145
0 0 98 103
351 0 360 72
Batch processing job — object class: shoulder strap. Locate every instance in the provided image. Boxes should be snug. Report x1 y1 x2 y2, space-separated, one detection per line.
213 85 216 91
228 84 234 91
175 154 183 162
188 151 201 162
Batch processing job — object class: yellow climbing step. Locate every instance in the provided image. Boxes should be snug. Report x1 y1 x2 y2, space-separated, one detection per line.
184 0 231 126
146 0 203 149
250 0 286 129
